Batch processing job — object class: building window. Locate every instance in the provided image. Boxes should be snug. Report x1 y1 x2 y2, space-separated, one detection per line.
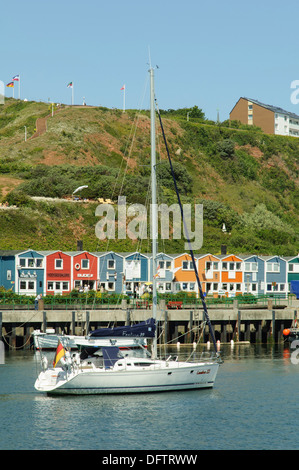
182 260 193 270
82 259 89 269
107 259 115 270
55 259 63 269
267 262 280 272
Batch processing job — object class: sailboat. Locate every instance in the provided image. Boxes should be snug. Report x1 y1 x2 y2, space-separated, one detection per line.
34 67 221 395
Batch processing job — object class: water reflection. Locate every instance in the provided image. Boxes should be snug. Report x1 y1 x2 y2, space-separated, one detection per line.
2 343 299 450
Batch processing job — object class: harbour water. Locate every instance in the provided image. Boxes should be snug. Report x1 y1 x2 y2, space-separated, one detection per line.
0 343 298 451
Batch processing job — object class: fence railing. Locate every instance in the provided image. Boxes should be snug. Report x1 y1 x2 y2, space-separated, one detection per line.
0 291 292 311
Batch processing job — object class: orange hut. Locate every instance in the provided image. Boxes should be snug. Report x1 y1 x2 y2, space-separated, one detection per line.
219 254 243 296
172 253 197 294
197 254 220 297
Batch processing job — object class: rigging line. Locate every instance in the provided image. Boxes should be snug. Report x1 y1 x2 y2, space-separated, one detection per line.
155 99 219 356
118 75 149 198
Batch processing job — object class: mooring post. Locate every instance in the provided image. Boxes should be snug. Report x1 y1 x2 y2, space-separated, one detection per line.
256 321 262 343
43 311 47 332
126 308 130 326
24 324 31 350
85 311 90 335
221 322 227 343
164 309 168 345
189 310 193 343
271 310 276 343
10 324 16 348
71 311 76 335
237 310 241 342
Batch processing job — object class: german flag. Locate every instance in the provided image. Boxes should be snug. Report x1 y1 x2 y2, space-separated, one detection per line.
6 82 14 88
53 340 65 368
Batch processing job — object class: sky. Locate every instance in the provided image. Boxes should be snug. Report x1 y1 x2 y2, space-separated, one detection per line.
1 0 299 121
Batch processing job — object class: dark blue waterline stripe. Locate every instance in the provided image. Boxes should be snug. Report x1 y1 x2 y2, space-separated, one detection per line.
61 381 214 391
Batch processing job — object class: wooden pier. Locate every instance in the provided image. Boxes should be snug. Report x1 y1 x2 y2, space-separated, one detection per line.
1 299 298 349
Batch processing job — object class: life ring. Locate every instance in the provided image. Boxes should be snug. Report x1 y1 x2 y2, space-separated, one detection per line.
75 263 80 270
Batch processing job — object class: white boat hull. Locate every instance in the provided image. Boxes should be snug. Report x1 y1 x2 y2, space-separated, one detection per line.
35 361 219 395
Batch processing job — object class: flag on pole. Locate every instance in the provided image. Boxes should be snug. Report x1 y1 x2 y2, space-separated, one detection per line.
53 339 66 368
67 82 73 88
12 75 20 81
121 84 125 112
6 82 14 87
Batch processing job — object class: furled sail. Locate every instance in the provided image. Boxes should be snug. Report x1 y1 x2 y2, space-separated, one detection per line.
89 318 156 338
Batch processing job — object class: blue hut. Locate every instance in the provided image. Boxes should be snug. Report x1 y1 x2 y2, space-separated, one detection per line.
0 250 22 292
97 251 124 294
149 252 174 293
122 252 149 296
262 256 287 298
15 249 45 295
242 255 265 295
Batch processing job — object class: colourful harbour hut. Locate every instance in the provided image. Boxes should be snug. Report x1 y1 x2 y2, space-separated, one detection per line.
97 251 124 293
149 252 174 294
71 251 98 291
219 254 243 297
172 253 198 294
197 254 221 297
241 255 265 295
0 250 22 292
122 252 149 296
286 255 299 298
43 250 72 295
15 249 45 295
261 255 287 298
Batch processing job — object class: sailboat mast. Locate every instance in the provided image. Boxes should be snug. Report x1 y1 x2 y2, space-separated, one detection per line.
150 67 158 359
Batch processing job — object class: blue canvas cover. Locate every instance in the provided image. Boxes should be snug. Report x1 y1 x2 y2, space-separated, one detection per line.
89 318 156 338
291 281 299 299
102 347 123 369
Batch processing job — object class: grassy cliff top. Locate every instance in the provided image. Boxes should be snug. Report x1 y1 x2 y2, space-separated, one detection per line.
0 98 298 255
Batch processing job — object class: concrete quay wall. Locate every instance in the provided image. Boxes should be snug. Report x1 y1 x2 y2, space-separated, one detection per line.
1 299 298 348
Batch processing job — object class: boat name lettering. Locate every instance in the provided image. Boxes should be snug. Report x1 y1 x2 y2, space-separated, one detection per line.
197 369 210 375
